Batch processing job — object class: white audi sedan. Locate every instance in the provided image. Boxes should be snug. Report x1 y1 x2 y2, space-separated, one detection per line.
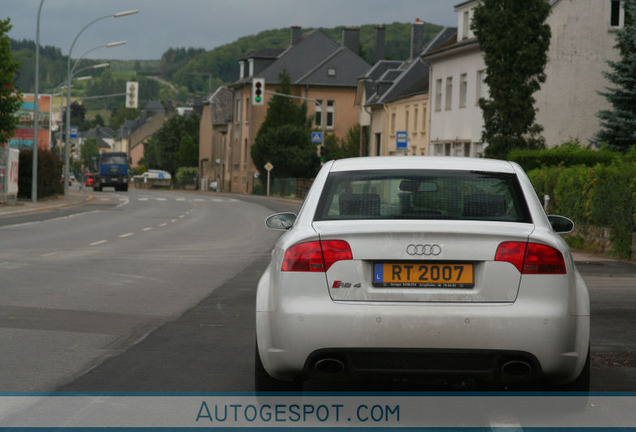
256 157 590 391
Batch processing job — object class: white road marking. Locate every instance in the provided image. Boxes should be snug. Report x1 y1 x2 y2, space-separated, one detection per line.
119 233 134 238
42 251 60 257
179 215 185 219
116 196 130 208
176 198 186 201
156 198 167 201
158 223 168 227
212 199 223 202
142 227 153 232
193 199 205 202
171 219 177 223
90 240 108 246
138 198 149 201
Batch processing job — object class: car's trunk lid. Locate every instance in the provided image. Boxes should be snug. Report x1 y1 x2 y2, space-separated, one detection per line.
312 220 533 303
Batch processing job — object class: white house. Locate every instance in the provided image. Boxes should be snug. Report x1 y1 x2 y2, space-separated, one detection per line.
422 0 625 156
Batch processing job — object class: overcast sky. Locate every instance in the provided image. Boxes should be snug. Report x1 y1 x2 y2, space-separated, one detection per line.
4 0 458 60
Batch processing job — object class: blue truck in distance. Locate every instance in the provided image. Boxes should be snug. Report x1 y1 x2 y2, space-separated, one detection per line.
92 152 129 192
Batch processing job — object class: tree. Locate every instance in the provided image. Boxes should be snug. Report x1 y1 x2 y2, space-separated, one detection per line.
109 106 141 130
177 134 198 167
0 18 22 144
251 71 318 180
471 0 551 159
252 124 318 179
144 111 200 175
323 125 362 161
80 137 100 169
595 0 636 152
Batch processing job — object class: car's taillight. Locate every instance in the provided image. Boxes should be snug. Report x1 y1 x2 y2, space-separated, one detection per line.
495 241 566 274
282 240 352 272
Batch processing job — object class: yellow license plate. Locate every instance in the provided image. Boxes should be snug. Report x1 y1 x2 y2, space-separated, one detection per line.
373 262 474 288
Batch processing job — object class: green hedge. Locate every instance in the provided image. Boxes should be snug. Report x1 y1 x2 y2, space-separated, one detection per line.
527 162 636 258
510 141 620 171
17 147 63 200
175 166 198 185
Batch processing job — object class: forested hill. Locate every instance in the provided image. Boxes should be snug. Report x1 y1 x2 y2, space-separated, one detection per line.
157 22 444 95
11 21 443 99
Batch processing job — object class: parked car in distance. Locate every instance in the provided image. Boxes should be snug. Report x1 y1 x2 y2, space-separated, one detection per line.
256 156 590 392
85 173 95 187
133 169 171 180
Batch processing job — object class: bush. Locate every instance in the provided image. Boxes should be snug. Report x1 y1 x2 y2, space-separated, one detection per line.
176 166 198 185
528 161 636 258
17 147 63 199
510 139 619 171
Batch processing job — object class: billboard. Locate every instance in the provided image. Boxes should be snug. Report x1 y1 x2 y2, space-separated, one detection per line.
8 93 52 150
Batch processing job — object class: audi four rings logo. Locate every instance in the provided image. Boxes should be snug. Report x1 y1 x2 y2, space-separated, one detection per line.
406 244 442 256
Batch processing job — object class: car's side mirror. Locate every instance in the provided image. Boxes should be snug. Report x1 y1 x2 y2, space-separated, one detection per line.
266 213 297 231
548 215 574 234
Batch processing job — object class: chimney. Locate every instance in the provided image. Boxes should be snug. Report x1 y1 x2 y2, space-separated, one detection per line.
342 27 360 54
375 25 386 63
291 26 302 45
410 19 424 60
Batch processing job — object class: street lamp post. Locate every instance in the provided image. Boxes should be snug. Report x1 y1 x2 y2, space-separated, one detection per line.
63 9 137 196
32 0 44 202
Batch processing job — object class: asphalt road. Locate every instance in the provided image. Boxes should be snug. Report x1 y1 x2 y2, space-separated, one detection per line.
1 188 634 392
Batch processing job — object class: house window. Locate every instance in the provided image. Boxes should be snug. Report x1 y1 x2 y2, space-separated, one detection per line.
610 0 624 28
326 100 335 129
414 108 418 131
459 73 468 108
328 67 336 77
476 70 485 104
233 137 240 165
248 59 254 77
435 79 442 111
245 97 249 122
422 107 427 129
235 98 241 123
315 100 323 127
445 77 453 110
405 109 410 133
375 133 382 156
391 112 396 135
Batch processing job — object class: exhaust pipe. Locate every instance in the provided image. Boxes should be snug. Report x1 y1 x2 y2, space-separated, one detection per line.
501 360 532 378
314 358 345 375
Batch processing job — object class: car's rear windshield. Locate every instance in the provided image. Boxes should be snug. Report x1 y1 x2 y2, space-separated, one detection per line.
314 170 531 223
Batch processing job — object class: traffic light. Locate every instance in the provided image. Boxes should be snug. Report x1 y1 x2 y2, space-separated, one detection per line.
252 78 265 105
317 145 326 158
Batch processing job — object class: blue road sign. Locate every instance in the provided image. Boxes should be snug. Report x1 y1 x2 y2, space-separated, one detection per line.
70 126 78 139
311 132 322 143
396 131 407 148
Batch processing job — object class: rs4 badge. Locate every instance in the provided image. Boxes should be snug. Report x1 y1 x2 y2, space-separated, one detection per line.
332 281 362 289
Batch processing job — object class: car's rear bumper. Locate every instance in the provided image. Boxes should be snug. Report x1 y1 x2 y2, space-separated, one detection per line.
256 299 589 385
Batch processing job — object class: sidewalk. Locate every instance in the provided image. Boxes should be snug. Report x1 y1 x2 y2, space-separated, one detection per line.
0 189 93 218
